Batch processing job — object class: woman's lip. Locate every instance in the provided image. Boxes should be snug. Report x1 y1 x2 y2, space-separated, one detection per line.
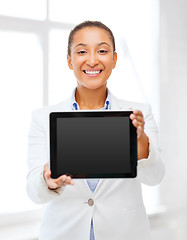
83 70 103 77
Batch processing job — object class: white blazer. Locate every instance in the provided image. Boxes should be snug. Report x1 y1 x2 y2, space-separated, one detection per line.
27 91 165 240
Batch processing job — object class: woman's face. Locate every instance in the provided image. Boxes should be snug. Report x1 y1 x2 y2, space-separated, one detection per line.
67 27 117 90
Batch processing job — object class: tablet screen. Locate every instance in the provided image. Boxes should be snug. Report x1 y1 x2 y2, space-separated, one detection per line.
50 111 137 178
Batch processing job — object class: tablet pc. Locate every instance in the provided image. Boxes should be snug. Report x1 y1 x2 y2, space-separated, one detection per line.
50 111 137 179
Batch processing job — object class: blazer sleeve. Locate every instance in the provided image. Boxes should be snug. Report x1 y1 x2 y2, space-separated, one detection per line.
26 109 64 204
137 104 165 186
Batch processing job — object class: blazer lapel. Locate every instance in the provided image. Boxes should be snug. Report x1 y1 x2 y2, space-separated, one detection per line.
110 92 122 109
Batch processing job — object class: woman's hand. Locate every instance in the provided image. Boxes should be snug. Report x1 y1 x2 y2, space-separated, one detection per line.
130 110 149 160
43 163 74 190
130 110 145 139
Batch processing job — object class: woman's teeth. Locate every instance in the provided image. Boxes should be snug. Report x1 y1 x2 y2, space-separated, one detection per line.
85 70 100 74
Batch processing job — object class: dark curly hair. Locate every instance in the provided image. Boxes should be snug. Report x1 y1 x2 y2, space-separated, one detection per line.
67 21 116 56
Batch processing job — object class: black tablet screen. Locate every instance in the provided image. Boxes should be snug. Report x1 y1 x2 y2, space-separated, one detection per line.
56 116 130 176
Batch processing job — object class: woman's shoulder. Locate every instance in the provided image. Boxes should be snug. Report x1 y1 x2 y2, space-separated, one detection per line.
31 98 72 121
110 92 151 114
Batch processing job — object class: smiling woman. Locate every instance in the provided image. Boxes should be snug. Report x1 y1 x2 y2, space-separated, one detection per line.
0 1 162 239
26 21 165 240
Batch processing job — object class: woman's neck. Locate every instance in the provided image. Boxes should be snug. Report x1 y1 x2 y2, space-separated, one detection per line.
75 85 107 110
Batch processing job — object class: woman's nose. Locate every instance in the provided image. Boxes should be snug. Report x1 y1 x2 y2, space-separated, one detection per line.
86 52 99 66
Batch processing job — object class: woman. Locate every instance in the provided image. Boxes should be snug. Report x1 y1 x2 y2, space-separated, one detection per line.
27 21 165 240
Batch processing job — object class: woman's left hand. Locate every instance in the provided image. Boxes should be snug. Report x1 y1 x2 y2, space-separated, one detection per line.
130 110 149 160
130 110 145 139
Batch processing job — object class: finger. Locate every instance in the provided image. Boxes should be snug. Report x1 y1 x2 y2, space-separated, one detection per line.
66 176 74 185
133 110 143 117
130 113 135 120
55 175 74 187
134 118 144 127
137 125 143 139
63 176 74 186
44 170 53 188
54 175 66 185
44 163 49 171
130 113 144 122
45 169 51 179
132 119 144 127
46 173 75 189
46 175 60 189
132 120 144 135
135 115 144 123
70 179 75 185
132 119 138 128
56 178 66 187
43 163 50 180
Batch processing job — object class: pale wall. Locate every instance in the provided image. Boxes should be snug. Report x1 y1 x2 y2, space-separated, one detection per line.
159 0 187 239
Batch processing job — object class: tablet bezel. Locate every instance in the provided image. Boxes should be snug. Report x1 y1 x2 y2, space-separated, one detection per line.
50 111 137 179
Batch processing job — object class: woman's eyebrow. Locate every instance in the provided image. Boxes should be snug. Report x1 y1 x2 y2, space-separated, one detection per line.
74 42 111 49
98 42 111 47
74 43 86 49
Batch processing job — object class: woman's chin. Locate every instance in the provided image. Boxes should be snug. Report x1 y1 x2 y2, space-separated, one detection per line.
77 81 107 90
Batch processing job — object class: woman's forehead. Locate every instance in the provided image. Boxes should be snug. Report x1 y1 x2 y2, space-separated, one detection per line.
72 27 112 46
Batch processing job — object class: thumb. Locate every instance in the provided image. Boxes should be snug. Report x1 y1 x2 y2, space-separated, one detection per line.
46 169 51 179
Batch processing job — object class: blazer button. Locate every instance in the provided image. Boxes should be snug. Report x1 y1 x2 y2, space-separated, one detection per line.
88 199 94 206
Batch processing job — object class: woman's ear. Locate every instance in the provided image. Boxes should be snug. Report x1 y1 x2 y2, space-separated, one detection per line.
67 54 73 70
112 52 117 69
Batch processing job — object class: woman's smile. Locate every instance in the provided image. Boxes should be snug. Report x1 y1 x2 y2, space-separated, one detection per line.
83 69 103 77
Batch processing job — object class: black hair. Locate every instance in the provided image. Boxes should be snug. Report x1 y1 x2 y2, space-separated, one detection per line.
67 20 116 56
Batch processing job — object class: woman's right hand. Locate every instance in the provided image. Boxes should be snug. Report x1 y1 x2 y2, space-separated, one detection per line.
43 163 74 190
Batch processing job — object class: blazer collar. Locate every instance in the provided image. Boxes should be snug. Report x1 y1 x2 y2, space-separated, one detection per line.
59 89 129 111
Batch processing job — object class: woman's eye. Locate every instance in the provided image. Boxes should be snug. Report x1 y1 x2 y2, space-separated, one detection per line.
77 50 86 54
98 50 108 54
